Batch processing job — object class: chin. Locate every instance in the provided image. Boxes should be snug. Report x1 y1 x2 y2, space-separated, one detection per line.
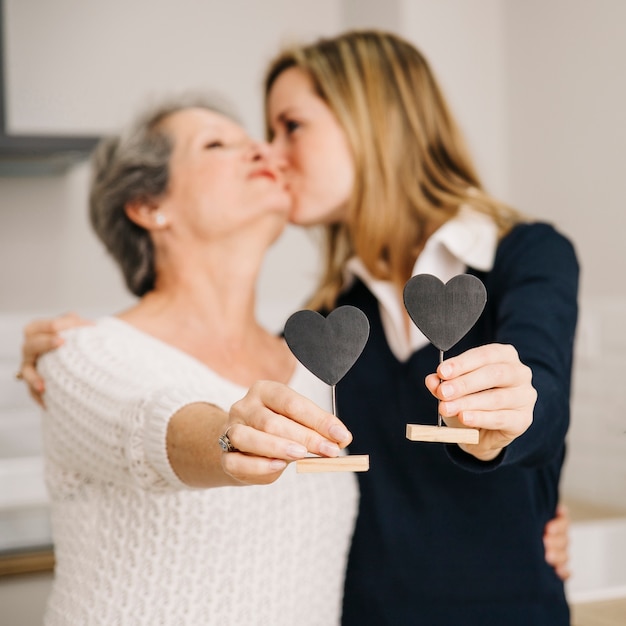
288 204 344 227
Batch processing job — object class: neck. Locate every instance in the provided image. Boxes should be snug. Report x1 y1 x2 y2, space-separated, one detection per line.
117 221 296 386
121 235 267 342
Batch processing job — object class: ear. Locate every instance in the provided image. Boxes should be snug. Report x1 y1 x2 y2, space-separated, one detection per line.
125 198 167 230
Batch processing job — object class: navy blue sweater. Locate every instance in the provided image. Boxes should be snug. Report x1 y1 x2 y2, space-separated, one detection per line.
336 223 579 625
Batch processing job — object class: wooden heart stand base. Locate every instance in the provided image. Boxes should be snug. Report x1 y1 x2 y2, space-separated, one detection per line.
296 455 370 473
406 424 478 444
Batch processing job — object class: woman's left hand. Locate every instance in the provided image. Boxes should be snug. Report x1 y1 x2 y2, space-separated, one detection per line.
425 343 536 461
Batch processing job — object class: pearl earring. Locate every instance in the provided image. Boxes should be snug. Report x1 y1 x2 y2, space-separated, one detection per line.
155 213 166 226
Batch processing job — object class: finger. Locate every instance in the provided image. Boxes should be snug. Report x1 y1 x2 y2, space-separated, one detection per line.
439 385 534 417
424 373 440 395
20 364 46 399
455 408 532 436
437 361 533 403
49 312 92 332
438 343 520 380
544 543 569 568
263 381 352 445
237 381 352 447
24 313 89 335
22 334 64 365
555 503 570 522
220 451 288 485
26 384 46 409
23 318 62 337
225 423 309 461
544 506 570 549
544 531 569 552
233 401 344 458
544 515 570 537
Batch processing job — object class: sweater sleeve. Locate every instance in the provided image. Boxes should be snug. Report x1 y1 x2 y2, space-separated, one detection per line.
447 222 579 470
38 322 228 492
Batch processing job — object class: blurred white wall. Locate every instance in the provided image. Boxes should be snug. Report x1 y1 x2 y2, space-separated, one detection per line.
0 0 514 327
502 0 626 513
0 0 345 324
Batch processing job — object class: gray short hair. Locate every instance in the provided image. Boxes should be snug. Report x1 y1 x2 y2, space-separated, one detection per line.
89 94 236 297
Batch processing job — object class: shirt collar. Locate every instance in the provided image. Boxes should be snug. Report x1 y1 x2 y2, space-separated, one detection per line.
345 205 497 287
343 206 498 361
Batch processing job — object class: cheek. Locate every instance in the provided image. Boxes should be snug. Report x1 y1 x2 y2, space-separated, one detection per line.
289 161 352 225
286 132 354 225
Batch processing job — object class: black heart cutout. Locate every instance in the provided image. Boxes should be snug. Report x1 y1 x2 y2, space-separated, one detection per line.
403 274 487 352
284 306 370 386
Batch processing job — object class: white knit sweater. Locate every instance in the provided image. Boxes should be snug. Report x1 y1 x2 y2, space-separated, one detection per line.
39 317 358 625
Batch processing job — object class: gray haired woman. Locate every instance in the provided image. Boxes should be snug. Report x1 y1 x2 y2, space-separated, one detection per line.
34 97 357 625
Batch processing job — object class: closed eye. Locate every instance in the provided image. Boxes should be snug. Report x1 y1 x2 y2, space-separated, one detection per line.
204 140 224 149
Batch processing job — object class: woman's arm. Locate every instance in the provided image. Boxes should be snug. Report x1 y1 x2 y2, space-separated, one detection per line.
39 323 352 491
169 381 352 487
425 224 578 466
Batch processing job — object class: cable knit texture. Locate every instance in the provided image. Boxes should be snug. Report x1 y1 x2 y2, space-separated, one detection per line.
38 317 358 625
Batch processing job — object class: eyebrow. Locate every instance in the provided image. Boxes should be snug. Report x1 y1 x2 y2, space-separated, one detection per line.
274 108 302 125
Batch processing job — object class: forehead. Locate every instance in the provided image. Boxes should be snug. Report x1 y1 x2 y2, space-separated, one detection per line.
161 107 246 141
267 67 318 112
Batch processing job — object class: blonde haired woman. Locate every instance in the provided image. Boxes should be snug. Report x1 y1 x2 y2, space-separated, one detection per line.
264 30 577 625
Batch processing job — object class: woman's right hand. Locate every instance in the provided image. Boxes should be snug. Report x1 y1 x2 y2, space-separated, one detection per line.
219 380 353 484
18 313 91 407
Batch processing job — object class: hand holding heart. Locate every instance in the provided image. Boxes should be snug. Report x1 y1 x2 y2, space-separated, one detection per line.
403 274 535 459
424 343 536 461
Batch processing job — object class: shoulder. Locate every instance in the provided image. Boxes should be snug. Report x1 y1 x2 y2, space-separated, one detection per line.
39 317 161 379
494 221 579 276
498 221 577 258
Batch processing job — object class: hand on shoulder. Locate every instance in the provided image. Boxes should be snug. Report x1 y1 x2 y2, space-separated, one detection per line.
18 312 92 406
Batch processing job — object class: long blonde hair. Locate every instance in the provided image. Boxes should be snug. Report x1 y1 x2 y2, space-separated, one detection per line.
265 30 521 309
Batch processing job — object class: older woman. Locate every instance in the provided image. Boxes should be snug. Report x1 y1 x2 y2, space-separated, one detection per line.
34 97 358 625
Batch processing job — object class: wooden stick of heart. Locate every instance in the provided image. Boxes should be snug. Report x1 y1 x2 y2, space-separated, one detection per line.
438 349 444 427
296 455 370 473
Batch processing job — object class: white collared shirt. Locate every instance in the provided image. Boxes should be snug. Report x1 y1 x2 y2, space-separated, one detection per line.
344 206 498 361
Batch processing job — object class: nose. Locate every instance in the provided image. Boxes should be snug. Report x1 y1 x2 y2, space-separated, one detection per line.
249 139 271 160
249 139 287 171
267 139 289 172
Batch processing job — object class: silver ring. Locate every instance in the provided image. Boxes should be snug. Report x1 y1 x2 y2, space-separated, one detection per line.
218 427 237 453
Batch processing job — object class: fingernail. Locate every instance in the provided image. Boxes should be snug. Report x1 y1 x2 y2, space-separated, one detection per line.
319 441 340 457
54 337 64 346
440 383 454 398
286 443 307 459
329 424 351 443
269 460 287 471
442 401 458 416
440 363 452 377
462 412 474 425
